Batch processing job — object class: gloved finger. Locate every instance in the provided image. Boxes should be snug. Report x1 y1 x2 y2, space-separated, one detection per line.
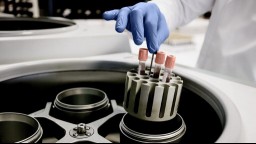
116 7 131 33
102 9 120 20
130 9 145 45
157 13 170 44
144 12 158 53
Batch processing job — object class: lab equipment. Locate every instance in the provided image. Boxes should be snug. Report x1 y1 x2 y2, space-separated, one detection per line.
0 17 131 64
122 64 185 142
138 48 148 75
153 51 165 78
120 113 186 143
0 55 244 143
52 87 111 123
0 113 43 143
103 2 169 53
162 55 176 83
124 69 184 121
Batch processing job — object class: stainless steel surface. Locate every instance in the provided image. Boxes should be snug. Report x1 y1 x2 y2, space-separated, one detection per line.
30 101 124 143
120 114 186 143
69 123 94 139
54 87 109 111
77 123 87 134
124 70 183 122
0 113 43 143
52 87 111 124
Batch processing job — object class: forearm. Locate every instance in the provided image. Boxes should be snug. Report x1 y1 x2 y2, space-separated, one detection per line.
150 0 215 31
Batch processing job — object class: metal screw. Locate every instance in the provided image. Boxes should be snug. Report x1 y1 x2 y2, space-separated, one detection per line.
77 123 87 134
70 125 94 138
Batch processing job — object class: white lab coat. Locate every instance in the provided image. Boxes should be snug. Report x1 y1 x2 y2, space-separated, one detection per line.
152 0 256 84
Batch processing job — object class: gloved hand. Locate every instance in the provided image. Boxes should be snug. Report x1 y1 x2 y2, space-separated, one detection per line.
103 2 169 53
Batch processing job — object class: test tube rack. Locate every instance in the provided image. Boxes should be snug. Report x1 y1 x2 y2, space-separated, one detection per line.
123 69 183 122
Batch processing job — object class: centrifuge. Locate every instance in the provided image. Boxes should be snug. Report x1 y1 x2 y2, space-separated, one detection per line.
0 52 255 143
0 17 130 64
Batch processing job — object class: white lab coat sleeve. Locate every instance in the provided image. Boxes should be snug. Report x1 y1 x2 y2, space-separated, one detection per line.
150 0 215 31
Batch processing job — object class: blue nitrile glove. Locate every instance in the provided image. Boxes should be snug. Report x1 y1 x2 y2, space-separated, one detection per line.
103 2 169 53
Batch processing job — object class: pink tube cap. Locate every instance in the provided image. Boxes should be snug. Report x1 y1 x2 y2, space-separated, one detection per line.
155 51 166 64
138 48 148 61
165 55 176 69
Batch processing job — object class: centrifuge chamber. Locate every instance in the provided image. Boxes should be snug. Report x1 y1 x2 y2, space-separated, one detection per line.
0 18 130 64
0 17 78 36
0 54 241 143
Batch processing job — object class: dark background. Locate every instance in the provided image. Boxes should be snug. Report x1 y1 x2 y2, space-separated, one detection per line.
1 0 146 19
0 0 211 19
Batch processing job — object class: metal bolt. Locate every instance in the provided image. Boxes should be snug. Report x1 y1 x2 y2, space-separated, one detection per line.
70 125 94 138
77 123 87 134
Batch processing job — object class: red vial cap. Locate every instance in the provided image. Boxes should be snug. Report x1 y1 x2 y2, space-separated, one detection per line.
165 55 176 69
138 48 148 61
155 51 166 64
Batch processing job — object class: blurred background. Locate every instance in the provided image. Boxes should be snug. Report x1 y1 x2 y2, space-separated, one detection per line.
0 0 211 19
0 0 146 18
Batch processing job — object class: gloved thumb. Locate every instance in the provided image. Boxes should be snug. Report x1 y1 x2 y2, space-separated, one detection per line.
103 10 120 20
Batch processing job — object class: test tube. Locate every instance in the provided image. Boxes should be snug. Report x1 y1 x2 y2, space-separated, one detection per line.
138 48 148 75
153 51 166 78
162 55 176 83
